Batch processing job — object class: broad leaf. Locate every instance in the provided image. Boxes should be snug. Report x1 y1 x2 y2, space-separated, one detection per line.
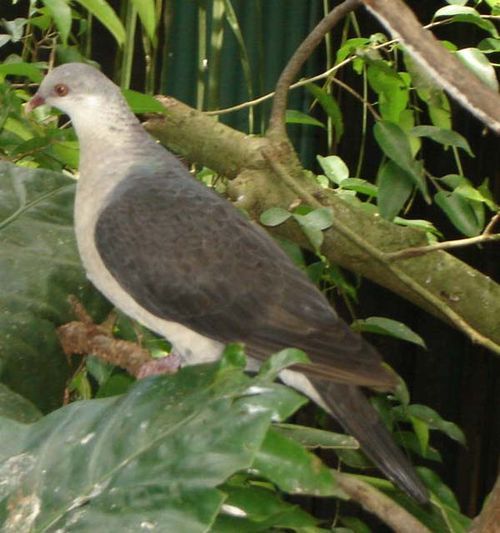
0 162 108 411
130 0 157 44
123 89 166 114
275 424 358 450
410 126 473 157
307 83 344 142
395 405 466 445
373 121 428 200
285 110 325 129
0 384 42 423
75 0 125 45
352 317 426 348
435 190 483 236
317 155 349 185
377 160 413 220
456 48 499 91
253 429 344 497
42 0 72 45
0 353 307 531
259 207 291 227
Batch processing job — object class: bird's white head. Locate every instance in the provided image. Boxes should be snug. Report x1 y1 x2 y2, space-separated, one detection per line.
27 63 122 115
27 62 142 156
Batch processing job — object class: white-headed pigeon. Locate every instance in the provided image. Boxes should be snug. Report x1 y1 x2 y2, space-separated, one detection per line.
28 63 428 503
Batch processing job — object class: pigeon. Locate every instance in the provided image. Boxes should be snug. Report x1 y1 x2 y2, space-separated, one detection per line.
27 63 428 503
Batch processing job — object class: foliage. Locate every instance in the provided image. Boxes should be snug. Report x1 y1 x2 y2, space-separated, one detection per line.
0 0 498 530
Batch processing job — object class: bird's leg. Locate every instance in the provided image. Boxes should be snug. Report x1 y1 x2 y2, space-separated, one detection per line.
135 351 182 379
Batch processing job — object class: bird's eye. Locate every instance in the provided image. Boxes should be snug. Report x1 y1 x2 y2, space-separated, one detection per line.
54 84 69 97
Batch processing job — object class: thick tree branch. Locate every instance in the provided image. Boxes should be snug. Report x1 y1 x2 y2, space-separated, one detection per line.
362 0 500 134
145 99 500 354
470 474 500 533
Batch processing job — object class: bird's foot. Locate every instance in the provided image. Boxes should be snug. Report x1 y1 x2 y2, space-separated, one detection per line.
136 352 182 379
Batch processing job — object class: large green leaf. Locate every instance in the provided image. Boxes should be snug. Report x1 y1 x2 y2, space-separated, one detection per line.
75 0 125 45
377 160 413 220
41 0 72 45
373 121 429 201
0 383 42 423
0 162 107 411
130 0 157 44
0 352 307 531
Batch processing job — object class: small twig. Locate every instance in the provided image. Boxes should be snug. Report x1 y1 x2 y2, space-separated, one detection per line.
204 18 453 118
267 0 362 140
331 77 381 120
337 474 430 533
385 232 500 261
483 212 500 235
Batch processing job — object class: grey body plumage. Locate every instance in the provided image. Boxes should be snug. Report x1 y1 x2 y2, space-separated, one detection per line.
29 63 428 503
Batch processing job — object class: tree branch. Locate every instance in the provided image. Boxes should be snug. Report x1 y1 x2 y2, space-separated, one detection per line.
362 0 500 134
470 474 500 533
337 474 430 533
267 0 361 140
144 98 500 354
385 232 500 261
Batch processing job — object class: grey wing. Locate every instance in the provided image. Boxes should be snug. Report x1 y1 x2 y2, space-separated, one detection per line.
95 173 395 389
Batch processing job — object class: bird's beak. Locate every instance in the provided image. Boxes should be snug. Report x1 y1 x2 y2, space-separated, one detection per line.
25 93 45 114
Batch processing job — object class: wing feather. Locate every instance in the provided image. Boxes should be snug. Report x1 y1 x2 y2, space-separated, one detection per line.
95 173 395 389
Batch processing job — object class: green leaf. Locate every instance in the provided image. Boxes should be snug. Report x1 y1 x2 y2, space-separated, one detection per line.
394 431 442 462
130 0 157 44
367 61 409 122
301 207 334 231
434 6 499 38
42 0 72 45
352 317 426 348
0 62 43 83
293 208 333 251
285 110 325 129
410 126 474 157
0 162 108 411
258 348 310 381
274 424 358 450
336 37 370 63
122 89 166 114
456 48 499 91
214 483 319 531
253 429 344 497
410 416 430 455
340 516 371 533
0 360 307 530
316 155 349 184
339 178 378 197
417 467 461 511
377 160 413 220
373 120 428 200
259 207 291 227
307 83 344 142
0 383 42 423
435 190 483 236
75 0 125 45
404 405 466 445
478 37 500 53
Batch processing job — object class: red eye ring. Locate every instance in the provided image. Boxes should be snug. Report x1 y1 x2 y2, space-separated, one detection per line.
54 84 69 97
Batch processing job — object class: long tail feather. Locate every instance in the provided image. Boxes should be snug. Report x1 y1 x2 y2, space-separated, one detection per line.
315 381 429 503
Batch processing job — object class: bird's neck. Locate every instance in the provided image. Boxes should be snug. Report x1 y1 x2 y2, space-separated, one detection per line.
72 102 162 176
